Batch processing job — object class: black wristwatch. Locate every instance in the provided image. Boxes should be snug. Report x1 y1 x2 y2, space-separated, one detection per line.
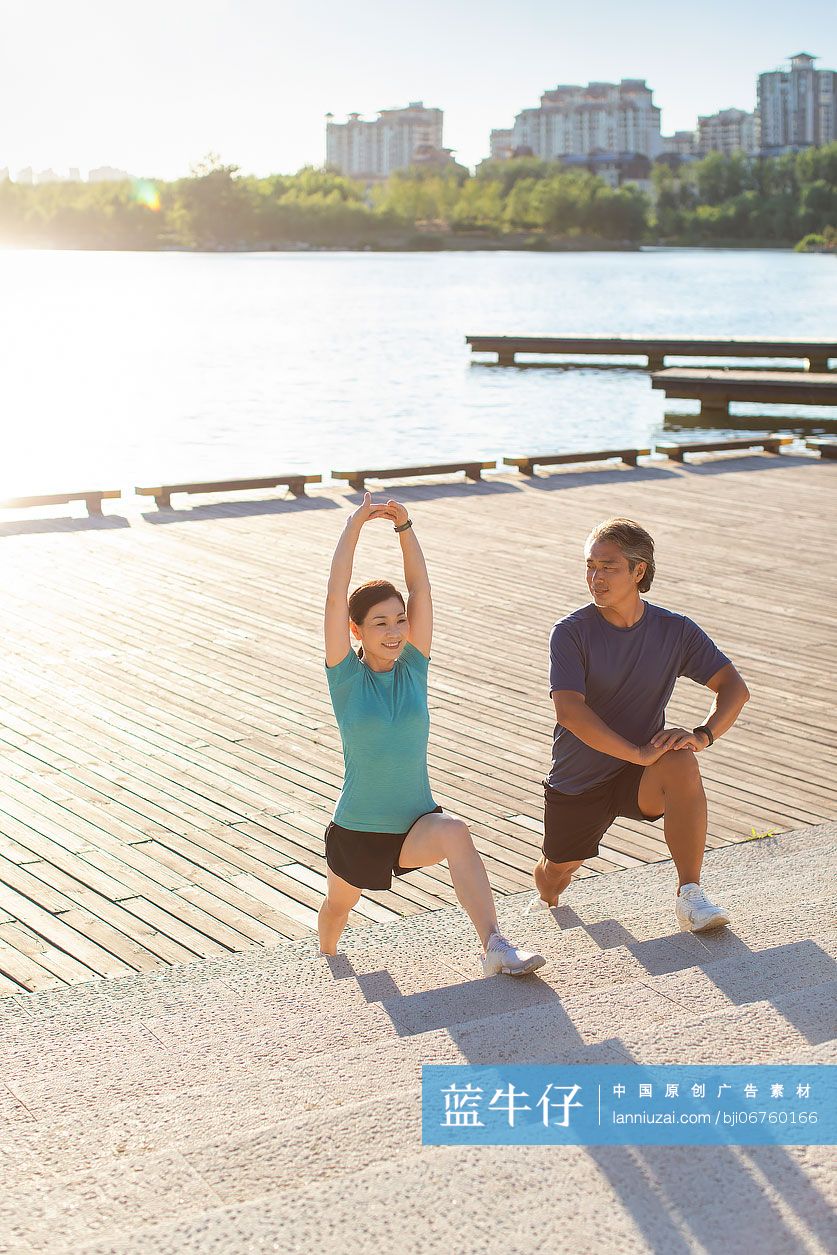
693 725 714 747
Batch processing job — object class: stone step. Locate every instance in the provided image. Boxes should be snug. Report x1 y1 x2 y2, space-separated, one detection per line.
4 885 833 1103
64 1047 837 1255
1 827 832 1255
6 983 835 1255
2 837 831 1041
9 949 835 1180
10 927 835 1156
2 875 833 1085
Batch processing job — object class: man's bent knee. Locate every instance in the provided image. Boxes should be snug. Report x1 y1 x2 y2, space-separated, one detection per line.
659 751 704 789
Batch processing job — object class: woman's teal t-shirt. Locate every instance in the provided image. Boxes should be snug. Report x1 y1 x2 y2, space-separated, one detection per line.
325 641 437 832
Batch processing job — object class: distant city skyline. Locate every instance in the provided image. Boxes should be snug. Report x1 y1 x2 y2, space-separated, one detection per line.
2 0 836 179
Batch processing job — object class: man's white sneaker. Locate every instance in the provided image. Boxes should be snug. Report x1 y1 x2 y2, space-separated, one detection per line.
675 883 730 933
482 931 546 977
525 895 556 915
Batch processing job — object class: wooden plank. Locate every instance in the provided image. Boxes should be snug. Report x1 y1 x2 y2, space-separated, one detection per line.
135 474 322 507
331 461 496 492
0 933 68 991
658 437 793 461
806 439 837 460
1 490 121 516
504 448 650 474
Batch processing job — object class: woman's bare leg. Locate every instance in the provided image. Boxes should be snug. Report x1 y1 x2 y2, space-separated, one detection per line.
318 867 363 954
398 812 498 948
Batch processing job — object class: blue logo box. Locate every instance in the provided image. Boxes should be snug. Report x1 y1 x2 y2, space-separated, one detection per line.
422 1065 837 1146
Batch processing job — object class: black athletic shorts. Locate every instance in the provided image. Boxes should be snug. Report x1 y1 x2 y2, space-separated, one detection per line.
542 764 664 863
325 805 443 891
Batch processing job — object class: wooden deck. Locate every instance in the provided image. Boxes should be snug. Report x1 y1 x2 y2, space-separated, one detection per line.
0 454 835 993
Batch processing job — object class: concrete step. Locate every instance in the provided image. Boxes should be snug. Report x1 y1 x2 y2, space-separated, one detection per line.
4 984 835 1255
2 825 830 1030
4 891 833 1101
8 947 835 1179
9 932 835 1166
2 832 831 1042
65 1064 837 1255
1 826 833 1255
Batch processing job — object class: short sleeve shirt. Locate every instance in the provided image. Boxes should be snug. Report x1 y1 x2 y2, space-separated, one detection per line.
548 602 730 794
325 642 437 831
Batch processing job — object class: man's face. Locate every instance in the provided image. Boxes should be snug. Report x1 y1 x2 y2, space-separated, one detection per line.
585 540 644 608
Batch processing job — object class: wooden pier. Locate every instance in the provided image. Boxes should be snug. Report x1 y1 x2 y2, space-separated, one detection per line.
651 368 837 417
0 453 834 993
466 335 837 371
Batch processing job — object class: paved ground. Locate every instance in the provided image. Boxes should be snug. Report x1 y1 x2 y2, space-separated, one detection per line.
0 824 834 1253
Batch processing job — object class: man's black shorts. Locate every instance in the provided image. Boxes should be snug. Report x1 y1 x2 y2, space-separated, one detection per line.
542 764 664 863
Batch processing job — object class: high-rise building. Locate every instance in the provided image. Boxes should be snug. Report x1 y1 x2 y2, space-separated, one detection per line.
88 166 133 182
493 79 663 162
326 102 445 179
489 129 515 161
758 52 836 152
660 131 698 159
696 108 759 156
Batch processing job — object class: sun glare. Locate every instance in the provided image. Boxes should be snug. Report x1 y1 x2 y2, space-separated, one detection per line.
133 179 161 211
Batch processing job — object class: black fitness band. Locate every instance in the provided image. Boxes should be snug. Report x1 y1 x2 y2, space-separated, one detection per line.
693 724 714 746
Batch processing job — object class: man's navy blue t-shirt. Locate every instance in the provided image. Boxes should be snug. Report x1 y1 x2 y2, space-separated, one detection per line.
548 602 730 795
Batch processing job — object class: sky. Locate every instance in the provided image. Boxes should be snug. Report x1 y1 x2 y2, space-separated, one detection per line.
2 0 836 179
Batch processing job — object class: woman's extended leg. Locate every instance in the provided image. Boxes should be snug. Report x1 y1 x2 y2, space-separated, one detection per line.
400 812 545 975
318 867 363 955
398 812 500 949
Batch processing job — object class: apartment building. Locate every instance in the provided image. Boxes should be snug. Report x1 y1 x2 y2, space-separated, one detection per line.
696 108 759 156
495 79 663 161
326 102 445 178
758 52 836 152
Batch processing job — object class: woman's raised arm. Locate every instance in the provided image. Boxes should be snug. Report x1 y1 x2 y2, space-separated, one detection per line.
379 500 432 658
324 492 385 666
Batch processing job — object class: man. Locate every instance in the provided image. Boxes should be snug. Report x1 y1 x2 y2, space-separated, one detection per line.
531 517 750 932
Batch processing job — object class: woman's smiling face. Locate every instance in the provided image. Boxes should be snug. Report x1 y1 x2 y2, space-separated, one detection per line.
351 595 408 667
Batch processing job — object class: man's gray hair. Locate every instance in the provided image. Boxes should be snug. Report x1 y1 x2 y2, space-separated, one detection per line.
585 518 655 592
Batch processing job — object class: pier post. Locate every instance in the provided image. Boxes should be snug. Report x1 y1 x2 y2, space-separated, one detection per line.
647 354 666 371
699 399 730 420
807 356 830 373
497 352 516 367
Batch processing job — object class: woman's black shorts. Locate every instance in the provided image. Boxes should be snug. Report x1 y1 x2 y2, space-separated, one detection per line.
325 805 443 890
542 764 664 863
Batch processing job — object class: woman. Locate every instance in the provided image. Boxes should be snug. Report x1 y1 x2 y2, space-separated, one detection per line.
320 491 546 977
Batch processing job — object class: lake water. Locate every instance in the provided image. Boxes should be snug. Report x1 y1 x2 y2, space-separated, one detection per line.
1 247 835 495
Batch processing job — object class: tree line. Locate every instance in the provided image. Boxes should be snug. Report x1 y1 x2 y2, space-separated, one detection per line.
0 146 834 251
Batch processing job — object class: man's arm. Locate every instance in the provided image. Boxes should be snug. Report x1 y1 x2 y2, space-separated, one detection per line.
651 662 750 752
553 691 669 767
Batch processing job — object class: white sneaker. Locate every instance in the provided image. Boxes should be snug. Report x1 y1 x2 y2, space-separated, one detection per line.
525 895 557 915
676 883 730 933
482 931 546 977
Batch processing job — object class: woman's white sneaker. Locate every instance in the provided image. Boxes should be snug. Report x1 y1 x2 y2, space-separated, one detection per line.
482 931 546 976
675 883 730 932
